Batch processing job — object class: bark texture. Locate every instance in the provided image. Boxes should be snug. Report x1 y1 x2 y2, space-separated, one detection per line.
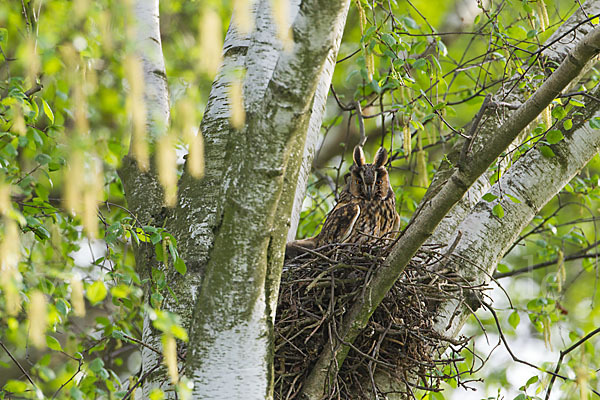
117 0 171 397
120 0 351 398
185 0 351 396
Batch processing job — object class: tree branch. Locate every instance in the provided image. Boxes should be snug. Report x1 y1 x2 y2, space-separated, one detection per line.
494 252 600 279
301 24 600 399
0 340 37 389
545 327 600 400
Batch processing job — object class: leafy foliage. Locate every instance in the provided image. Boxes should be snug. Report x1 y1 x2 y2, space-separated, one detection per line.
0 0 599 399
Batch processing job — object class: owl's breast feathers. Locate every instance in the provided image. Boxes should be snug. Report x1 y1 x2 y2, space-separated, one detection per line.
314 201 361 246
315 190 398 247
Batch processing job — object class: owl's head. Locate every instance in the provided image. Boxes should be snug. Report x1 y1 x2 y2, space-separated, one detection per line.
347 146 392 200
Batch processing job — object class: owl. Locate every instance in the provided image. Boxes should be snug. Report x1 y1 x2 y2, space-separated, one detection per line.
287 146 400 257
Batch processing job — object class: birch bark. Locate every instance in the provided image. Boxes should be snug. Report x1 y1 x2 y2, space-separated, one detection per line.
184 1 351 396
119 0 351 397
117 0 171 397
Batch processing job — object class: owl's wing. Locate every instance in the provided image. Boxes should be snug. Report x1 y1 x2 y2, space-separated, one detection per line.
317 202 361 245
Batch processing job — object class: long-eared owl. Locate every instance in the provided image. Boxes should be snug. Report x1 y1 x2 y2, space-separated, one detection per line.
287 146 400 256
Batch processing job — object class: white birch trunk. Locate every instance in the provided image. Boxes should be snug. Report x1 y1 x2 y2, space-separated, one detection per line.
133 0 169 139
182 1 351 398
125 0 172 397
286 7 347 242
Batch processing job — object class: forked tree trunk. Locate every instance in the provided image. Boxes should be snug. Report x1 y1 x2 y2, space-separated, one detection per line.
119 0 351 397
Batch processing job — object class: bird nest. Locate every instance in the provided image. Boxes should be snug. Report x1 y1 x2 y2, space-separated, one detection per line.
275 242 478 399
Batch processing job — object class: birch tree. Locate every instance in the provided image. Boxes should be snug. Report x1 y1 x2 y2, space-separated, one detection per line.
2 0 600 400
119 0 352 398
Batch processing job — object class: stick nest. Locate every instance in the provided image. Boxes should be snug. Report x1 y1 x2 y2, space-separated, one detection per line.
275 242 476 399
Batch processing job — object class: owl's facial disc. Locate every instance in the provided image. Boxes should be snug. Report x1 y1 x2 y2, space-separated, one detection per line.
359 169 375 200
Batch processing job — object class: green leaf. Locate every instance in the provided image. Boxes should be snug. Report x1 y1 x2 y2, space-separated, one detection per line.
70 387 85 400
88 357 104 373
409 119 424 130
3 380 28 393
526 375 539 387
432 102 446 111
431 390 446 400
370 79 381 93
134 227 149 242
168 242 178 260
110 284 131 299
437 39 447 56
563 119 572 130
505 193 521 204
482 193 498 202
403 16 418 29
174 257 187 276
155 243 165 262
422 113 435 123
86 280 108 305
539 145 555 158
380 33 396 47
35 153 52 165
112 330 125 340
496 263 510 273
55 298 70 317
508 311 520 329
412 58 427 70
151 292 164 308
546 130 564 144
590 117 600 129
41 99 54 124
492 204 505 218
150 233 161 246
551 106 566 120
570 99 585 107
46 335 63 351
149 388 165 400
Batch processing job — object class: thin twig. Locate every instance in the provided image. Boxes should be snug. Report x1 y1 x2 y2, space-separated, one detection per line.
52 356 83 399
123 362 162 400
545 327 600 400
0 340 37 388
355 101 367 147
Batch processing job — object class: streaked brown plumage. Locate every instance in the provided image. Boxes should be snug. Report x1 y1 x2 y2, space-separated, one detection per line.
287 146 400 257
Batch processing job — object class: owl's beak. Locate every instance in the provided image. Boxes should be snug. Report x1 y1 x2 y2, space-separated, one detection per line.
366 181 376 200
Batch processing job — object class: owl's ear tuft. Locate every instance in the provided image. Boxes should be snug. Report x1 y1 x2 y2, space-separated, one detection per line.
353 146 366 167
373 147 388 168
